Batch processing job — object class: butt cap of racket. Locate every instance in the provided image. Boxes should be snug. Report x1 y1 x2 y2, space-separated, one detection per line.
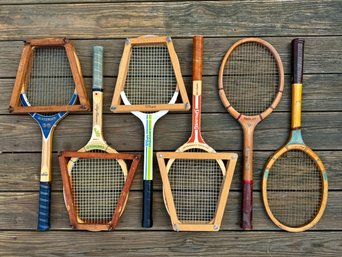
93 46 104 91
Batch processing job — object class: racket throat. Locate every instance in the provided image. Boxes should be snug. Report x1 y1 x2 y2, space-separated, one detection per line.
143 114 155 181
189 93 205 143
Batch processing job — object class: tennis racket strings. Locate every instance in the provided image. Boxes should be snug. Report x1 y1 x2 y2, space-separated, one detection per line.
25 47 75 107
168 158 223 223
69 157 125 224
125 44 177 105
222 42 280 116
266 150 322 228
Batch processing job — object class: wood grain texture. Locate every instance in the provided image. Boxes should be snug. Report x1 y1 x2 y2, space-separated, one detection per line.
1 37 342 78
1 151 341 191
0 191 340 231
0 231 341 257
1 112 341 153
0 1 341 40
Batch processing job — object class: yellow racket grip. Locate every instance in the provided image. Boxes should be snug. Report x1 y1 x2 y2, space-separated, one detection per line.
291 83 302 129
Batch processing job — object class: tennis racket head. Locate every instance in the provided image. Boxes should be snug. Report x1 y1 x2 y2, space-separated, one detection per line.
157 152 238 231
218 38 284 120
10 38 90 113
111 35 190 112
59 152 140 231
262 145 328 232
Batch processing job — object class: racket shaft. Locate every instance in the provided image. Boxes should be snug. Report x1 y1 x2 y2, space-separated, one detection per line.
142 114 155 227
37 132 54 231
242 125 254 230
190 36 204 143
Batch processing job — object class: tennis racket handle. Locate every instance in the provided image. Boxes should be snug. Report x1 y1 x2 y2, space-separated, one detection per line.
241 182 253 230
292 38 305 84
193 35 203 80
142 180 153 228
37 182 51 231
93 46 104 91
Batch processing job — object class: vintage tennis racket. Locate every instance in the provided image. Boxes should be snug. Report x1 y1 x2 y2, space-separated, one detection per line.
218 38 284 230
62 46 130 230
157 36 237 231
15 39 87 231
111 36 189 228
262 38 328 232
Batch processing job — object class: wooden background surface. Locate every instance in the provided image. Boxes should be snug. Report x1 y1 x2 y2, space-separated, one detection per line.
0 1 342 256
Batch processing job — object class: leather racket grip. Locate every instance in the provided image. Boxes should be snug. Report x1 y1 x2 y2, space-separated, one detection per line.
241 182 253 230
142 180 153 228
292 38 305 84
192 35 203 80
37 182 51 231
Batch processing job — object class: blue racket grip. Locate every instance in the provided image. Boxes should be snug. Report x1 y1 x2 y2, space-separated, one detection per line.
37 182 51 231
93 46 104 91
142 180 153 228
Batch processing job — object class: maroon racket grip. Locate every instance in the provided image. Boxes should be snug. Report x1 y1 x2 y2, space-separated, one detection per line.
292 38 305 84
193 35 203 81
241 182 253 230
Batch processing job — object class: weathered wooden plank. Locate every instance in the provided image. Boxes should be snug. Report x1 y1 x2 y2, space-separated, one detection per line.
0 2 341 40
0 191 339 231
2 73 342 114
0 151 340 191
1 231 342 257
0 112 341 153
1 37 341 78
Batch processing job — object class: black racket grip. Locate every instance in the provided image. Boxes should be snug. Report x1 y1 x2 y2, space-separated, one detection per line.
142 180 153 228
37 182 51 231
292 38 305 84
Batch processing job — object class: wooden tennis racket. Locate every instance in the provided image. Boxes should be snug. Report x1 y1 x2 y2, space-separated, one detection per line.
13 38 87 231
111 36 189 228
62 46 129 230
157 36 238 231
218 38 284 230
262 38 328 232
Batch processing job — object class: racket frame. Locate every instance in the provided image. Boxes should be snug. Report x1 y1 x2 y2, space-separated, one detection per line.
110 35 190 113
9 38 90 113
262 38 328 232
157 151 237 231
59 151 140 231
218 38 284 230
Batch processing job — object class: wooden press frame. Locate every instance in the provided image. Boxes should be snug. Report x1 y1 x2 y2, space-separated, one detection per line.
156 152 238 232
58 151 141 231
9 38 90 113
110 35 190 113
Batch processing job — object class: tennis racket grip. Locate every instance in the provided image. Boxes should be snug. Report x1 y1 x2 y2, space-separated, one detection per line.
142 180 153 228
241 126 254 230
93 46 104 91
292 38 305 84
193 35 203 80
37 182 51 231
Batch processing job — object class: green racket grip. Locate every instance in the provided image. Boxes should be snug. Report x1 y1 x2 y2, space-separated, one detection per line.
93 46 104 91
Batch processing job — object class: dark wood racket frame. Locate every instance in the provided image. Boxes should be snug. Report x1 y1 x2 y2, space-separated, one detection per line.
58 151 141 231
218 38 284 230
110 35 190 113
9 38 90 113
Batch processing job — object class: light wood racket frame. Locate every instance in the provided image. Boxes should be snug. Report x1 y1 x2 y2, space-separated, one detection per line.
110 35 190 113
157 152 238 231
218 38 285 230
59 151 141 231
9 38 90 113
262 144 328 232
